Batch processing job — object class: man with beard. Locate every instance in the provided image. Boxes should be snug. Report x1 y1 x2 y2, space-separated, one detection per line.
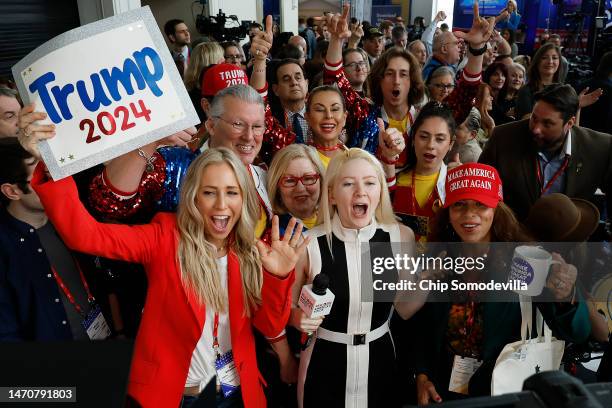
164 19 191 78
479 83 612 220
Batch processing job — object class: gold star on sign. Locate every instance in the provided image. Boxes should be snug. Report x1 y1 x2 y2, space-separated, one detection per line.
68 154 74 160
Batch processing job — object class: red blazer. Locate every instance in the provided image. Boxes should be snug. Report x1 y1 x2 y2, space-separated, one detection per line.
32 164 293 408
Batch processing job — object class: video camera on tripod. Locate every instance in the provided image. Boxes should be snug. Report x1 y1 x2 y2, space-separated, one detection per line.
196 9 252 42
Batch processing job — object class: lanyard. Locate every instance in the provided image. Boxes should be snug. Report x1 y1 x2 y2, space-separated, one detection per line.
51 262 95 317
212 312 221 360
536 155 570 194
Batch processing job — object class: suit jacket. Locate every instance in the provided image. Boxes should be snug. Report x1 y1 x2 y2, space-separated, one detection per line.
32 165 294 408
479 119 612 220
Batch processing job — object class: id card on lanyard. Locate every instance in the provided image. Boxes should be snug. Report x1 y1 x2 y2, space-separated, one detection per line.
52 264 110 340
212 312 240 397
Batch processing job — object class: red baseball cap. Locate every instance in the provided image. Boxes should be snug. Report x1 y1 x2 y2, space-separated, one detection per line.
444 163 503 208
201 63 248 98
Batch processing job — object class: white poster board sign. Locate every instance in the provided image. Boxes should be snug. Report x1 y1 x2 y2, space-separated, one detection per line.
12 6 199 180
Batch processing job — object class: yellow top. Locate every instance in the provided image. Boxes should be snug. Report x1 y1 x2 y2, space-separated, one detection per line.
317 150 331 169
255 208 267 238
387 115 409 134
301 213 318 229
396 170 439 208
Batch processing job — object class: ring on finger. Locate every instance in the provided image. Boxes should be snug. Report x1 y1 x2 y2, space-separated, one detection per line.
394 139 402 145
22 127 31 138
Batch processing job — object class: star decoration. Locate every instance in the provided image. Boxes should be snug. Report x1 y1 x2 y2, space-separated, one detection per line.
28 68 32 72
59 157 65 163
535 365 540 373
68 154 75 160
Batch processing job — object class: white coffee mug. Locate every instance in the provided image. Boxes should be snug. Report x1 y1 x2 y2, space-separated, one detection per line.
508 246 561 296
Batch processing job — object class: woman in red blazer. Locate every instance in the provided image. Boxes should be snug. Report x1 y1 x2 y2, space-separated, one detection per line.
31 147 308 408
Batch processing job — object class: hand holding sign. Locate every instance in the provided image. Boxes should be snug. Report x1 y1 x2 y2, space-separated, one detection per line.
18 104 55 161
12 6 198 180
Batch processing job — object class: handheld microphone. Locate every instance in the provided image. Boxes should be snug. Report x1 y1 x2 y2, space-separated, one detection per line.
298 273 334 349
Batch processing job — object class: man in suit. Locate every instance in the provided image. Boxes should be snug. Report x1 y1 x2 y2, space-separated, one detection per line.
479 83 612 221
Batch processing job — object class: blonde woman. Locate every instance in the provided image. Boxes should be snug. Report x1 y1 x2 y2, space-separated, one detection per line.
267 144 325 233
29 147 308 408
293 148 419 407
184 42 225 121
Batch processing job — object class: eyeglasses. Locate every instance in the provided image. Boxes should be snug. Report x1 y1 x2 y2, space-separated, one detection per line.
225 54 241 61
213 116 265 136
279 173 320 188
431 83 455 91
345 61 369 71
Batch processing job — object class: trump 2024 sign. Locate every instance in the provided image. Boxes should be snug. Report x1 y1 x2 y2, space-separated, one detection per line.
12 6 198 180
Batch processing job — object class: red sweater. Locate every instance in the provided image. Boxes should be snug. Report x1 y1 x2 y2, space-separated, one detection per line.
32 163 293 408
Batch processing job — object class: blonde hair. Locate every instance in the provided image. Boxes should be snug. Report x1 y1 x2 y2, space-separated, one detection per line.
319 148 396 248
266 144 325 214
184 42 225 91
177 147 263 316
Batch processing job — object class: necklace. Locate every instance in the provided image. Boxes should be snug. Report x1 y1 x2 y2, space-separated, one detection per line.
313 142 343 151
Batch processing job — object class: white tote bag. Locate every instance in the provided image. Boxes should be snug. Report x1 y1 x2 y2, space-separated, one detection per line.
491 296 565 395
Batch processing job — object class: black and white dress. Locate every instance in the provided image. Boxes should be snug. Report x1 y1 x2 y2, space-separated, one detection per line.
298 214 402 408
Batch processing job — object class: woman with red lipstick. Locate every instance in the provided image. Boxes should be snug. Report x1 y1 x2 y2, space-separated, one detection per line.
304 85 349 168
294 148 420 407
413 162 590 404
389 102 455 243
27 147 308 408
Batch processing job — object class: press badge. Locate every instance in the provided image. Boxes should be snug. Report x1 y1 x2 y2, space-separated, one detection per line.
81 304 111 340
448 355 482 395
215 350 240 397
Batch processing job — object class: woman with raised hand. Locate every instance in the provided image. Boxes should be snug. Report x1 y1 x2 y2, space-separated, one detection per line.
24 139 307 407
322 1 493 174
293 148 420 407
413 162 590 404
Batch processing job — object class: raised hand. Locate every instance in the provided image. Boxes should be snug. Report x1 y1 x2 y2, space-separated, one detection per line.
350 20 364 40
256 215 311 278
578 87 603 109
251 15 274 61
455 0 496 48
315 3 351 41
377 118 405 163
435 11 447 23
18 104 55 161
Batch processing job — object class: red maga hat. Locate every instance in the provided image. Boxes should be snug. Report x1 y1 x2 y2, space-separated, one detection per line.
444 163 503 208
201 63 248 98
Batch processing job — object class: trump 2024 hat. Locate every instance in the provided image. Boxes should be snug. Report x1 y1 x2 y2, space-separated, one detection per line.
201 63 248 98
444 163 503 208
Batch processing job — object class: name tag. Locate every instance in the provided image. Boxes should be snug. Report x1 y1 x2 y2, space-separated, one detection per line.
215 350 240 397
81 304 111 340
449 355 482 395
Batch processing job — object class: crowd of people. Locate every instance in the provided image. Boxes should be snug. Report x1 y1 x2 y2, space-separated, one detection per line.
1 0 612 407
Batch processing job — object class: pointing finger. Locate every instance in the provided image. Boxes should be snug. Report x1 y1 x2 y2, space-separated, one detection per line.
265 15 273 36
